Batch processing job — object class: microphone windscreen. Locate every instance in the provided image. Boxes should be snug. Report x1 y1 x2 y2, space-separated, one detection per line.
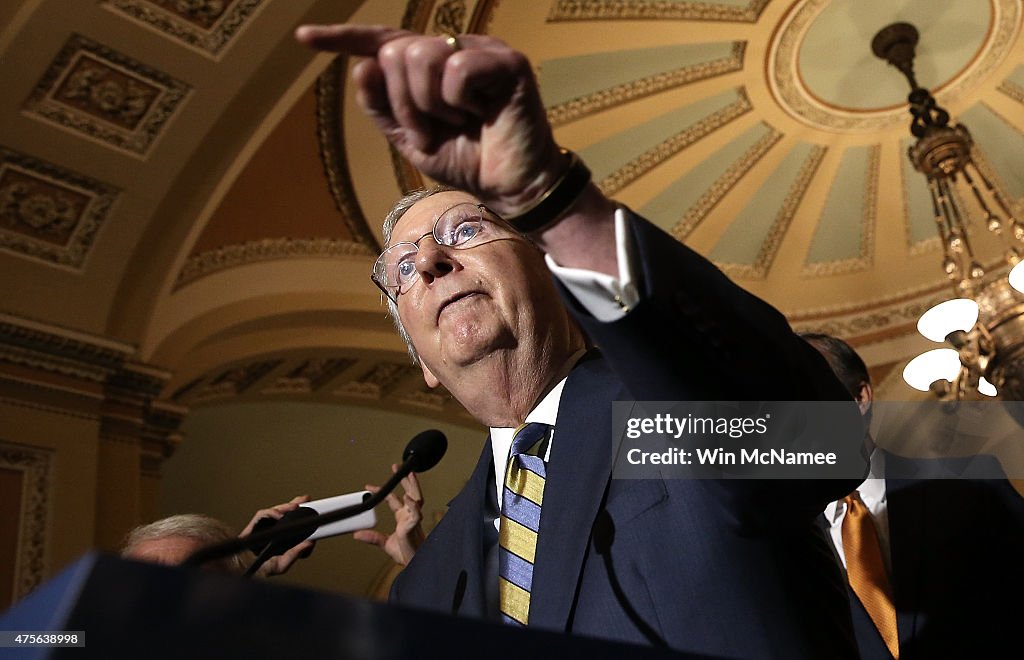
403 429 448 473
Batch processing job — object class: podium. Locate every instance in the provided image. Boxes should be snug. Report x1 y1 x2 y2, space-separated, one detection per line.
1 553 689 659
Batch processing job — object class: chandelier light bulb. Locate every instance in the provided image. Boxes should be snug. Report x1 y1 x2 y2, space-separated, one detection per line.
903 349 962 392
917 298 980 342
948 232 963 253
1010 261 1024 293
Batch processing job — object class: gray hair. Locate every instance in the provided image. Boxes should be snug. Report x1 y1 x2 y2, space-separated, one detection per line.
121 513 248 573
380 185 456 365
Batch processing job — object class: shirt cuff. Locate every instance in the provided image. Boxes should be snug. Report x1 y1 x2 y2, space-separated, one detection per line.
544 207 640 322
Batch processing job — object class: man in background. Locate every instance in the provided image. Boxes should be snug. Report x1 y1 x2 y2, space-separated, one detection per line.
121 495 313 576
804 332 1024 659
122 513 248 573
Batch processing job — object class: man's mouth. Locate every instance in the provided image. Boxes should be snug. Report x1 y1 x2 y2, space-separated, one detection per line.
437 291 481 320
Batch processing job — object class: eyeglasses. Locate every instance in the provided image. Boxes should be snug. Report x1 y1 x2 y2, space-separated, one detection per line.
372 203 518 303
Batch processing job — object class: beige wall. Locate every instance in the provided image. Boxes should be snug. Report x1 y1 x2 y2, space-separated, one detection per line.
160 400 484 598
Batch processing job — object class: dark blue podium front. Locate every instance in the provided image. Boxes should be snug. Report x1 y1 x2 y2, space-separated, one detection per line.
1 553 698 659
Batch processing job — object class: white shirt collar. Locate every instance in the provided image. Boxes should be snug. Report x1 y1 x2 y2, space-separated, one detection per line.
824 447 886 523
488 349 586 509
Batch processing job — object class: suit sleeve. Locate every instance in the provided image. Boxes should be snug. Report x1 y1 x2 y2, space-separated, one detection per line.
554 209 865 524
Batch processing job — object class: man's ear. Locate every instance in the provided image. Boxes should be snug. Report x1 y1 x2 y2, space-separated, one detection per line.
420 361 440 389
856 382 873 416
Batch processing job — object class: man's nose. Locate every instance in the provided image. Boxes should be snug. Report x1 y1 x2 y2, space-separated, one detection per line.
414 241 458 285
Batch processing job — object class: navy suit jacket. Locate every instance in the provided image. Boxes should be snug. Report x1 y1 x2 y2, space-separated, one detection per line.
392 213 863 658
839 453 1024 659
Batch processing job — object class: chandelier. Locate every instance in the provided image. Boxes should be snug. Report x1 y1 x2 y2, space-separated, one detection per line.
869 23 1024 400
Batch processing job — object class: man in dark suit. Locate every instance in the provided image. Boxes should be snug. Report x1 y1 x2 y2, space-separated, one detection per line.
295 24 863 658
804 333 1024 659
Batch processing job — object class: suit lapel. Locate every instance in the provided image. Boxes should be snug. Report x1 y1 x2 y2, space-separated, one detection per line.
528 354 625 630
405 437 492 617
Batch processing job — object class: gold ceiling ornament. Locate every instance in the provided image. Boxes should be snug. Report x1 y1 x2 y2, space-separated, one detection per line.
546 0 770 23
874 23 1024 401
768 0 1019 134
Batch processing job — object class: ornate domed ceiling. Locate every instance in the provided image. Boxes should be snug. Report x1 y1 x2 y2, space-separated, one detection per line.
2 0 1024 412
329 0 1024 393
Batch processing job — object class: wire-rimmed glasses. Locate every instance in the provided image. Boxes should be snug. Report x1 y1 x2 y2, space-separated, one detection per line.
371 203 517 303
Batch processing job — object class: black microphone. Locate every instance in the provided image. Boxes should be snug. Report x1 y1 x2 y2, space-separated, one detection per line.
183 429 448 570
403 427 447 472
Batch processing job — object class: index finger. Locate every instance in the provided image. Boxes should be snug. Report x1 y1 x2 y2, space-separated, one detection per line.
294 24 412 56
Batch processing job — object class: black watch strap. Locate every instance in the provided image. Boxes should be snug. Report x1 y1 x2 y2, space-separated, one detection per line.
506 149 592 233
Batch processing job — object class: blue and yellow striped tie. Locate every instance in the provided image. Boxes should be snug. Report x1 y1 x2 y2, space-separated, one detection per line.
498 422 551 626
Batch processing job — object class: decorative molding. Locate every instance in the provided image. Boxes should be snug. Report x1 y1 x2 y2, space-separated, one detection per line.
768 0 1020 133
547 0 770 22
597 86 752 196
0 148 118 269
315 56 381 251
785 270 1024 343
790 293 947 341
788 259 1014 328
337 362 416 400
403 0 500 44
102 1 265 56
431 0 470 34
23 34 190 156
801 145 880 277
172 352 476 426
0 316 183 469
547 42 746 126
191 360 281 403
719 145 826 279
175 237 373 288
999 79 1024 105
0 441 52 602
0 344 112 387
0 314 132 384
262 358 357 395
0 395 100 421
671 125 783 241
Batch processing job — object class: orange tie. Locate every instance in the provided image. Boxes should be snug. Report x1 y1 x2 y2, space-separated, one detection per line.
842 491 899 659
